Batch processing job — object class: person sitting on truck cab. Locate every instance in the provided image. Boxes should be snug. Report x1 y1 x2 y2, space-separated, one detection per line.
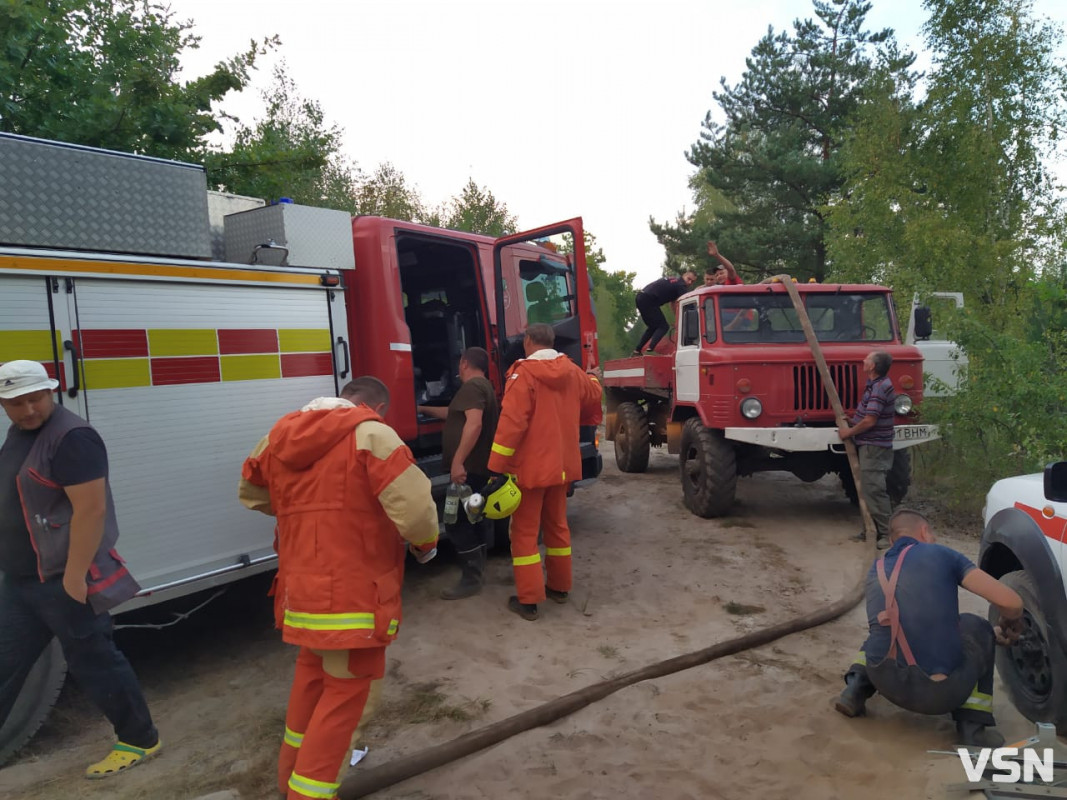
835 509 1024 748
633 271 698 355
704 241 743 286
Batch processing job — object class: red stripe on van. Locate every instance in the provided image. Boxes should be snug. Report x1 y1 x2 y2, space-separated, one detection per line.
218 329 279 355
151 357 221 386
74 329 149 358
281 353 333 378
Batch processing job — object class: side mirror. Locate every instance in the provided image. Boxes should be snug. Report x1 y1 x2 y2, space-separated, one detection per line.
683 307 700 343
1045 462 1067 503
914 306 933 340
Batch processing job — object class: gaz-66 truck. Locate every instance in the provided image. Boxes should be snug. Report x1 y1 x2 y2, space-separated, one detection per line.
603 280 938 517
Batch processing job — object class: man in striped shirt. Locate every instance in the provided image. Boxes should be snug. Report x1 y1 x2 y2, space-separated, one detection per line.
838 351 896 550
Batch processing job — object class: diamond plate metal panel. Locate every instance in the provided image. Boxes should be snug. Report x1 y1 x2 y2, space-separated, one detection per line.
207 191 265 261
224 203 355 269
0 133 211 258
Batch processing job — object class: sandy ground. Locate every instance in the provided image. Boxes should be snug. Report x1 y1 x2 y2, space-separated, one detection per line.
0 447 1039 800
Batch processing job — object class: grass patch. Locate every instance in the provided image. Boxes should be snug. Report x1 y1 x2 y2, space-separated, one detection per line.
724 601 766 616
597 645 620 660
367 681 491 737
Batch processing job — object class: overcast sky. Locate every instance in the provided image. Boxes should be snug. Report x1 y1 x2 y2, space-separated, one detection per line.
167 0 1065 287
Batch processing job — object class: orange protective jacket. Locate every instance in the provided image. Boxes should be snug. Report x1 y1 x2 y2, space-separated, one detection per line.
240 399 438 651
487 350 603 488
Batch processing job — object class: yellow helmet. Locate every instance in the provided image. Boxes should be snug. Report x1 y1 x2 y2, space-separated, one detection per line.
483 474 522 520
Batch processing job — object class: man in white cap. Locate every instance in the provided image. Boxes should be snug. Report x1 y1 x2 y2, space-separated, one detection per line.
0 360 160 777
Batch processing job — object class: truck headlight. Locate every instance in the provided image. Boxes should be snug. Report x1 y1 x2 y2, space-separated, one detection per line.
740 397 763 419
894 394 913 415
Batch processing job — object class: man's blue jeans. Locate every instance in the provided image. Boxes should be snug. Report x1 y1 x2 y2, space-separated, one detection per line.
0 574 157 748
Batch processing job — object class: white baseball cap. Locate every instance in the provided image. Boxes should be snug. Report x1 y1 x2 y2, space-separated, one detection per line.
0 360 60 399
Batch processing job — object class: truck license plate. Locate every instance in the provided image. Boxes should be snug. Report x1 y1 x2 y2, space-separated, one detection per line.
894 425 935 441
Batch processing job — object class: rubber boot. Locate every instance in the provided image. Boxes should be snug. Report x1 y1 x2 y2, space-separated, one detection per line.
834 674 869 718
441 546 485 600
957 720 1005 748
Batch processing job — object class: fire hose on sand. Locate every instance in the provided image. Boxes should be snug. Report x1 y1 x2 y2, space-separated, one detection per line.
339 275 879 799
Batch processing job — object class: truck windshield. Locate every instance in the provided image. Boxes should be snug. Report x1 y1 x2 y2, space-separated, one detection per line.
716 293 894 344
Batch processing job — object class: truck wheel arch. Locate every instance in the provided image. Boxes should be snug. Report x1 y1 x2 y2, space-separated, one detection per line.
980 508 1067 661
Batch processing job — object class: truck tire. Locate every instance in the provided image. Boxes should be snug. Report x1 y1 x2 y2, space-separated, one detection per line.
0 638 67 767
887 449 911 506
679 418 736 518
613 402 650 473
992 570 1067 731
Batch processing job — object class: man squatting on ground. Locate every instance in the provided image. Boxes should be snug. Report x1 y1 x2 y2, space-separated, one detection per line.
418 346 500 599
835 509 1024 747
0 359 160 778
838 350 896 550
488 324 603 621
240 376 439 800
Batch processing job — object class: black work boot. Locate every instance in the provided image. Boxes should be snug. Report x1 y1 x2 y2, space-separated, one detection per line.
507 596 539 621
957 720 1005 748
545 587 568 604
834 675 869 718
441 546 486 600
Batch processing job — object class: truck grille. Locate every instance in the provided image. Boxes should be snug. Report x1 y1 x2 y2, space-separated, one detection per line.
792 363 859 411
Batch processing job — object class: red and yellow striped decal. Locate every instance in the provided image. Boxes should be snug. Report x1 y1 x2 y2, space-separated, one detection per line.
0 328 335 389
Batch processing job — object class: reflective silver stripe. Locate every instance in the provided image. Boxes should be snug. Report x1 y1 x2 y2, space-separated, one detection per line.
604 368 644 379
389 342 412 351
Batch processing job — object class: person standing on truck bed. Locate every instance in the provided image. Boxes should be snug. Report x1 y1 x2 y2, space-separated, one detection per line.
834 509 1024 748
488 324 603 621
632 270 698 355
703 241 743 286
0 360 160 778
838 350 896 550
239 376 439 800
417 346 499 600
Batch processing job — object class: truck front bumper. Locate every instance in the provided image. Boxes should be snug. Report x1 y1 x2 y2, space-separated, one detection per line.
724 424 939 452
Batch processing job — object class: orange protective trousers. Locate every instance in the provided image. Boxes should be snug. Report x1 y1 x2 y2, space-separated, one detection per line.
509 483 571 605
278 646 385 800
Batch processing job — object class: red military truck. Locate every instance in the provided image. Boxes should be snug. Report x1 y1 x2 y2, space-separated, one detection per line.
603 280 937 517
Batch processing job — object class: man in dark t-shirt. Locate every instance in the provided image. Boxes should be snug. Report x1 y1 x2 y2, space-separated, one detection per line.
418 346 499 599
0 359 159 777
835 509 1024 748
633 271 698 355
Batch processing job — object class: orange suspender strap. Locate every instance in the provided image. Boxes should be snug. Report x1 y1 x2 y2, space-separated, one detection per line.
875 544 917 666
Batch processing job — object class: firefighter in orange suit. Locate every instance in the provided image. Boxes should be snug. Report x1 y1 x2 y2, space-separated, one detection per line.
239 376 438 800
487 323 603 621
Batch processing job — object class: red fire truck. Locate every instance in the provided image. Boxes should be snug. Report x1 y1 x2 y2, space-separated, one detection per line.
0 133 600 763
602 281 938 517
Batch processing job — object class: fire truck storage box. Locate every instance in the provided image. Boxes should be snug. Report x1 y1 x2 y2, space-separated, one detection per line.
207 191 265 261
224 203 355 269
0 132 211 258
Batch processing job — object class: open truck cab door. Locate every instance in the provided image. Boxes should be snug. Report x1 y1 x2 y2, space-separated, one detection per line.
491 218 598 380
492 218 602 485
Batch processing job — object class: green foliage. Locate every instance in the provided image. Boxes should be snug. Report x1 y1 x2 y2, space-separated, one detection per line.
437 179 517 236
0 0 273 159
920 274 1067 508
653 0 912 282
205 64 356 208
354 162 426 221
559 232 637 360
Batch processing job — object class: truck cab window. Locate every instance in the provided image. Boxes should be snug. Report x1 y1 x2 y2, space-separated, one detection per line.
681 304 700 346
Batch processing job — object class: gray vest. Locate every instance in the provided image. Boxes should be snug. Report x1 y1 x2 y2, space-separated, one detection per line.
16 405 139 613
